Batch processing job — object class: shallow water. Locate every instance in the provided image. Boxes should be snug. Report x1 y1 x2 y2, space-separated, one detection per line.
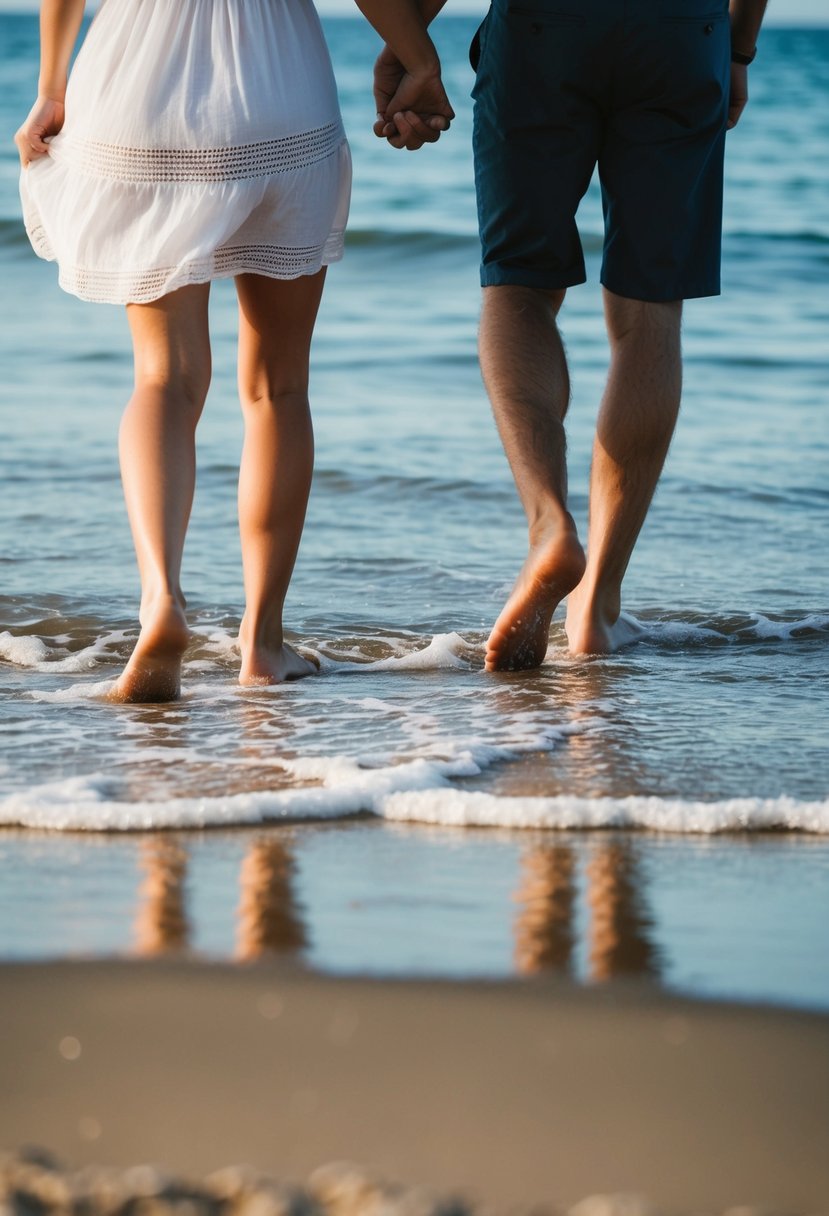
2 823 829 1012
0 17 827 1003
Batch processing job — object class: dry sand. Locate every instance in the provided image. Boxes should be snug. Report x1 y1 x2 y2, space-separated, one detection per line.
1 961 827 1212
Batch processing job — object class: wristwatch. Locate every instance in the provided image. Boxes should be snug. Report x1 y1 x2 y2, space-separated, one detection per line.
731 47 756 65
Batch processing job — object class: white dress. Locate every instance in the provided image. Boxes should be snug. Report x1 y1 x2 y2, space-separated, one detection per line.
20 0 352 304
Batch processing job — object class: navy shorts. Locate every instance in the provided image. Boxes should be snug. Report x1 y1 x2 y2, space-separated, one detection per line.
471 0 731 301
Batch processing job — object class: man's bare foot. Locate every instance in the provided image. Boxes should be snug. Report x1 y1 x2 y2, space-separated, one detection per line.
486 523 586 671
239 639 319 686
565 584 644 655
109 599 190 703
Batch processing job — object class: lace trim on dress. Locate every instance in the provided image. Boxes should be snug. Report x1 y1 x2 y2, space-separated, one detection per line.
53 237 345 304
54 121 345 183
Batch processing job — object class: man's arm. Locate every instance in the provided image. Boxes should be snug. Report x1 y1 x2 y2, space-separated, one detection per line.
727 0 768 129
356 0 453 148
367 0 453 150
356 0 443 81
15 0 86 166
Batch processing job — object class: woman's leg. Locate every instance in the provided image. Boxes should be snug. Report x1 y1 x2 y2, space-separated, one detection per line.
235 270 325 684
112 284 212 703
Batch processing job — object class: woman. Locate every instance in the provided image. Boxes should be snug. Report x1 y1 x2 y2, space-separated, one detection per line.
15 0 452 703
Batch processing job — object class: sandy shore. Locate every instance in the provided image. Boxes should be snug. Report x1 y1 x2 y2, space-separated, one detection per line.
1 961 827 1212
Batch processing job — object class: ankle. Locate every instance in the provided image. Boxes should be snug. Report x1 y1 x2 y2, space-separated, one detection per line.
139 588 187 622
570 578 620 624
527 508 579 549
239 613 284 652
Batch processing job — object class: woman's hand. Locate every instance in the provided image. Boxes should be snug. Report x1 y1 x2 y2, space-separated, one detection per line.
373 47 454 151
15 95 66 168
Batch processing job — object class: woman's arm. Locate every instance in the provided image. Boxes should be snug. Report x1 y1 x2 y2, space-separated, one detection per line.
15 0 86 167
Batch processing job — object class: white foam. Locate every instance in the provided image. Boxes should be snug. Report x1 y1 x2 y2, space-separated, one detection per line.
0 629 126 675
323 632 474 673
640 620 724 646
639 611 829 647
28 679 117 703
0 633 50 666
381 790 829 834
744 612 829 640
0 760 451 832
2 754 827 835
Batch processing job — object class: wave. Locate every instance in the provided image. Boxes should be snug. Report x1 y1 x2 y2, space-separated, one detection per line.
632 611 829 648
0 218 31 253
1 762 825 835
4 218 827 263
2 609 826 680
311 468 505 502
0 626 131 674
383 790 829 834
17 632 476 700
725 229 829 247
343 228 478 254
672 480 829 507
322 227 829 255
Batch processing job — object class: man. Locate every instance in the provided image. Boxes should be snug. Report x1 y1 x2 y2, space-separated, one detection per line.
374 0 768 669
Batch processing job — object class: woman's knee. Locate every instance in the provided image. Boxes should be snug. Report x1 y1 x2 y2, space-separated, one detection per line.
135 359 212 414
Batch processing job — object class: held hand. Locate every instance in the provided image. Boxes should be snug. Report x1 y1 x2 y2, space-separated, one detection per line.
727 63 748 130
385 108 450 151
373 46 455 151
14 96 65 168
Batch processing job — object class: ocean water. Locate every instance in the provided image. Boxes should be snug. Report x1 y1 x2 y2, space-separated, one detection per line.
0 15 827 1006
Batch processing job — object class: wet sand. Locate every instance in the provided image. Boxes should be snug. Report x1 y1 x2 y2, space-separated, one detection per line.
1 961 828 1212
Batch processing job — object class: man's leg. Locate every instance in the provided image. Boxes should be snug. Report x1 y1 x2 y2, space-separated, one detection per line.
481 285 586 671
565 289 682 655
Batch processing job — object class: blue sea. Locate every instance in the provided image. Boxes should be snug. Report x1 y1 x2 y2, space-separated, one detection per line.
0 14 827 1008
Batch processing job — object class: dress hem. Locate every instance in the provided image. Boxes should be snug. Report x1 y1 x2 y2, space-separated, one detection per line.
27 234 346 305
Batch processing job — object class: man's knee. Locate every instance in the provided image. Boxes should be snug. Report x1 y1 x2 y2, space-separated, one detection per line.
483 284 566 320
603 289 682 345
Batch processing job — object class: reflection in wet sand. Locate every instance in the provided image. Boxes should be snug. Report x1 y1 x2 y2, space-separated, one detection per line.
588 842 661 981
134 833 309 963
132 818 657 982
514 846 575 975
134 837 190 956
513 839 661 982
237 839 308 961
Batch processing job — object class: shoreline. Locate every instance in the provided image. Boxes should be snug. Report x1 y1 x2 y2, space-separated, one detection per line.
2 961 828 1212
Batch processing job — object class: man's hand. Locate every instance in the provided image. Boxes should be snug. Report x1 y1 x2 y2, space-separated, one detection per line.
14 95 65 168
727 62 748 129
373 45 454 151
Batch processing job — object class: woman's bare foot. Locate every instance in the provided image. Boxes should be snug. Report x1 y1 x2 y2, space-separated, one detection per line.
239 623 319 686
486 522 586 671
109 598 190 703
565 583 644 655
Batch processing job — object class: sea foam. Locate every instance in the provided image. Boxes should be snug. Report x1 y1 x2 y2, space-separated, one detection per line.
382 790 829 834
1 760 827 834
0 628 125 674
